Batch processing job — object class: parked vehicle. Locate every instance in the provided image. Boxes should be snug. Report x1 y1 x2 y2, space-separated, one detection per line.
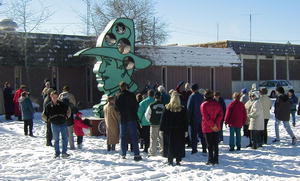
259 80 293 98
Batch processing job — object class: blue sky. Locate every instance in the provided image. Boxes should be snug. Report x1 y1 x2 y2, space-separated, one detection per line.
1 0 300 45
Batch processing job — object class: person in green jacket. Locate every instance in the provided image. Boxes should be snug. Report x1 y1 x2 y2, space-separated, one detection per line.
137 90 155 153
19 91 35 136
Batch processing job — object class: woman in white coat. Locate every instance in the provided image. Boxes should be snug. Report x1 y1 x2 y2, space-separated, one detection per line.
247 91 264 149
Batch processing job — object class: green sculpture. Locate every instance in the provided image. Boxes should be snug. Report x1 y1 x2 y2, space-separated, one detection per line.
74 18 151 117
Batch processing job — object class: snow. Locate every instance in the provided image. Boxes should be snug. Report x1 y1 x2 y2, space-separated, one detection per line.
137 46 241 67
0 105 299 181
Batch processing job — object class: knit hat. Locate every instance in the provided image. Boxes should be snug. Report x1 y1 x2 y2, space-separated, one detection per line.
191 83 199 91
241 88 248 94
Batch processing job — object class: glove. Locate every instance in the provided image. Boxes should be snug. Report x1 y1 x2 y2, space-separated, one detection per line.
211 125 220 132
185 132 188 138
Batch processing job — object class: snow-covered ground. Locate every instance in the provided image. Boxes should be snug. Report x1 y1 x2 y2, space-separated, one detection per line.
0 105 299 181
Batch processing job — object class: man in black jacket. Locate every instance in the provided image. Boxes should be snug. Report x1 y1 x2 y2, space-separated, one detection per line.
273 87 296 145
115 82 142 161
43 91 71 158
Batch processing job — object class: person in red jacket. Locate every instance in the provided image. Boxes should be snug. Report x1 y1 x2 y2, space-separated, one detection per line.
13 85 27 121
225 92 247 151
200 90 223 165
73 112 91 149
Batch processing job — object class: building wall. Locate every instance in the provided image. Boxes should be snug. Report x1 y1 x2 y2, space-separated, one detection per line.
215 67 232 98
192 67 211 90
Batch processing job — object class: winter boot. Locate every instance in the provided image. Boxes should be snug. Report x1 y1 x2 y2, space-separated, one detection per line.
111 144 116 151
272 139 280 143
107 144 111 151
61 153 70 158
78 144 83 149
134 155 142 161
229 147 235 151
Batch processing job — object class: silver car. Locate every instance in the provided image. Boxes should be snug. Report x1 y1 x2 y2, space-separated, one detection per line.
259 80 293 98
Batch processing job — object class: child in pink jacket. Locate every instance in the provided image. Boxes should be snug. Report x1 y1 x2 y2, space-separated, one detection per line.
73 112 91 149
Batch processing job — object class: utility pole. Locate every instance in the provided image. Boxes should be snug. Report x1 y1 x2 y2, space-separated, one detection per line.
153 17 156 45
217 23 219 42
250 13 252 42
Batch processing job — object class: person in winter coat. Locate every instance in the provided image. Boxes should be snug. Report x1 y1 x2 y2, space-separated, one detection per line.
187 83 206 154
200 90 223 165
137 90 155 153
288 89 298 127
13 85 27 121
160 91 188 166
176 81 192 108
41 81 51 99
273 87 297 145
240 88 249 104
240 88 250 137
73 112 91 149
247 91 264 149
225 92 247 151
115 82 142 161
19 91 35 136
104 96 120 151
3 82 14 120
259 88 272 144
145 92 165 156
214 91 226 143
58 86 77 150
43 88 54 146
157 85 170 105
43 91 71 158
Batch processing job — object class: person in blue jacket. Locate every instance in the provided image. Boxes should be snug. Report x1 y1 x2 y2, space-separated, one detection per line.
288 89 298 127
187 84 206 154
19 91 35 136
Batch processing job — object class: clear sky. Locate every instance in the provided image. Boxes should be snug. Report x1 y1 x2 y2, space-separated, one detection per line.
1 0 300 45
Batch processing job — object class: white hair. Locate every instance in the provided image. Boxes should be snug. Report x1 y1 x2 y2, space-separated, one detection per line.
157 85 165 92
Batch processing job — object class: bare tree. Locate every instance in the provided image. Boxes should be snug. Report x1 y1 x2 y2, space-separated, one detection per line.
7 0 53 88
86 0 168 45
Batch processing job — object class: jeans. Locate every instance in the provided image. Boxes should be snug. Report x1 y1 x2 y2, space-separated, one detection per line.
291 111 296 124
275 118 295 140
205 132 219 163
24 119 33 136
190 120 207 152
229 127 241 148
120 121 140 156
51 123 68 155
67 125 75 149
149 125 164 156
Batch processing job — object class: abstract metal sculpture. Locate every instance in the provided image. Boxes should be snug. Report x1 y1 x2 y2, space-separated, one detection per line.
75 18 151 117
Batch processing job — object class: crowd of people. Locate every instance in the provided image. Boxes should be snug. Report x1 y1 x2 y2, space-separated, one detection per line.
0 80 299 166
